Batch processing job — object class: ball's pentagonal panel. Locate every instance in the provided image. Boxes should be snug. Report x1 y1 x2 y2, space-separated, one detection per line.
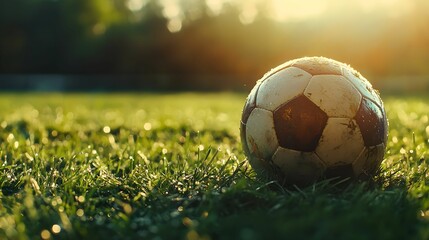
272 147 325 185
355 98 386 147
353 143 385 177
246 108 278 160
291 56 343 75
256 67 312 111
273 95 328 152
316 118 364 165
376 94 389 145
325 164 355 179
304 75 362 118
341 66 381 106
241 82 261 124
376 95 389 144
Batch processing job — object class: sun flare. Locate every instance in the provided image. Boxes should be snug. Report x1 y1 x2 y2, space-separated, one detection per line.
268 0 328 22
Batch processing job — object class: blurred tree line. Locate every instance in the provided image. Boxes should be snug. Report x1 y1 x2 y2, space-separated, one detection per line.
1 0 428 90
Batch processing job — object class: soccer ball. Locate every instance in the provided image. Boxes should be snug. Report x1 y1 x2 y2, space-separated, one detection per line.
240 57 388 186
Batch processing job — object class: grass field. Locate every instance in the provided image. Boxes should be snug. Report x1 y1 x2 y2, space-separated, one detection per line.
0 93 428 240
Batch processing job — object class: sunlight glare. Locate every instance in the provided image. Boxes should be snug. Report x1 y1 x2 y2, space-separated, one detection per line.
206 0 226 15
239 2 258 24
161 0 182 19
126 0 146 12
357 0 415 17
268 0 327 22
160 0 183 32
167 18 182 32
159 0 417 32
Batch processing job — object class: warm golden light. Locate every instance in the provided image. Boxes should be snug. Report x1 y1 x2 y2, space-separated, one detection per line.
267 0 327 22
158 0 419 32
2 0 427 87
126 0 146 12
239 2 258 24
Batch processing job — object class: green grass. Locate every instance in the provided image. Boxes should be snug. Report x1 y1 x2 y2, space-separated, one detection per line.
0 93 428 240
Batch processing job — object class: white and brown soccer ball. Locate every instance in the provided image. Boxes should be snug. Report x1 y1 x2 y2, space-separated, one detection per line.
240 57 388 186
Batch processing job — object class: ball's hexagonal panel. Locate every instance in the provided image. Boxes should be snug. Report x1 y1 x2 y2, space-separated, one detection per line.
341 66 382 107
304 75 362 118
241 82 261 124
258 59 299 81
325 164 354 179
273 95 328 152
353 143 385 178
258 57 343 83
355 98 387 147
316 118 364 166
290 56 343 75
245 108 278 160
272 147 325 185
256 67 312 111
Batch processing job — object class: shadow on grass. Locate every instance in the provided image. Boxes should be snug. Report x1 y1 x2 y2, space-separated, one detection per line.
123 149 426 240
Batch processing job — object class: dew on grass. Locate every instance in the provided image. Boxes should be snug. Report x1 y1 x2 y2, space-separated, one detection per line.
103 126 111 133
54 197 63 205
77 195 85 203
40 230 51 239
108 135 116 146
182 217 193 227
123 204 132 214
25 153 34 161
51 130 58 137
144 122 152 130
51 224 61 234
7 133 14 142
76 209 84 217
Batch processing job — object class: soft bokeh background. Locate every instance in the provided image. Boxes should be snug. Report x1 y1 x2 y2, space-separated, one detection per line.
1 0 428 92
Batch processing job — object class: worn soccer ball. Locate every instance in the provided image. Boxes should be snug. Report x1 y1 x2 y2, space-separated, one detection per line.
240 57 388 186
